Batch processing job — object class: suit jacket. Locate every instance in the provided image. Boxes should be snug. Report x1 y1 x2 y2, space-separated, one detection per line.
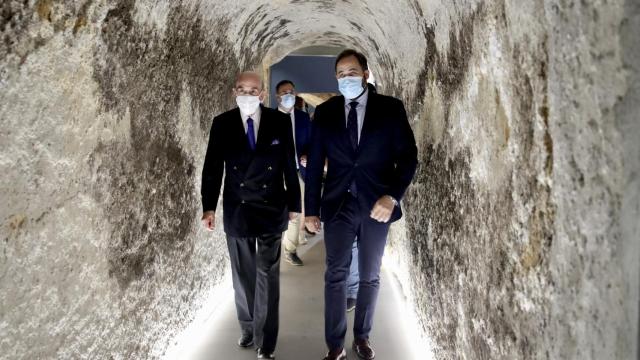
201 105 301 237
291 109 312 180
304 92 417 222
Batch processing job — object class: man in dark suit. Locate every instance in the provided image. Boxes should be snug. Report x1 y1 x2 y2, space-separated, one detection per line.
346 83 379 313
305 50 418 360
201 71 301 360
274 79 312 266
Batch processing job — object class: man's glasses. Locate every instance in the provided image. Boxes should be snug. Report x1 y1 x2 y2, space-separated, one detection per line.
235 88 261 96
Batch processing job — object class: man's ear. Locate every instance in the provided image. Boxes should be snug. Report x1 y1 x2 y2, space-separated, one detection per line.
259 89 266 102
363 70 370 81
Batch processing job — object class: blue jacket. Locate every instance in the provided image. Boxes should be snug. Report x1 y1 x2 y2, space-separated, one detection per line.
304 92 417 222
292 109 312 180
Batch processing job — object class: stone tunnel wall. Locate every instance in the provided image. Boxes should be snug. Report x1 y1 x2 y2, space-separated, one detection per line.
0 1 239 358
386 1 640 359
1 1 638 359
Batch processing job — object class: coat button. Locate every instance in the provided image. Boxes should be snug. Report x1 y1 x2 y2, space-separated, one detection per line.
241 200 245 204
263 184 267 189
233 166 237 170
268 166 273 171
240 183 245 187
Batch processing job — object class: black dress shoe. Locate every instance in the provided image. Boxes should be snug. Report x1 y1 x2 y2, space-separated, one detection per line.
237 333 254 348
353 339 375 359
347 298 356 312
257 348 275 359
284 251 304 266
323 348 347 360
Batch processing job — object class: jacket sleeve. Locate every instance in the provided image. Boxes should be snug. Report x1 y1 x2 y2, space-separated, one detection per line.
282 113 302 213
388 100 418 202
304 105 326 217
201 116 224 212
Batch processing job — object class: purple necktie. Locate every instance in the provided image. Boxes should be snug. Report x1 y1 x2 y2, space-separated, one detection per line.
247 117 256 150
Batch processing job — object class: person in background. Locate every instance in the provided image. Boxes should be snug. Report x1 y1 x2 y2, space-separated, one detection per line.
201 71 301 360
305 50 418 360
275 80 312 266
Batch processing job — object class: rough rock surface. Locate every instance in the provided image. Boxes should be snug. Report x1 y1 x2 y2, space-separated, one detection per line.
1 1 638 359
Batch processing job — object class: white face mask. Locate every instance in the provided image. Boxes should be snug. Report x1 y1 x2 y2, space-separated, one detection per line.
280 94 296 109
236 95 261 115
338 76 365 99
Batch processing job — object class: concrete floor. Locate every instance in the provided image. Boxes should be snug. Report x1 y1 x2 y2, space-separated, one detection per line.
180 233 417 360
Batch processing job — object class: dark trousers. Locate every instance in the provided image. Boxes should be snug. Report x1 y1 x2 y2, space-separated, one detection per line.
226 233 282 352
323 196 390 351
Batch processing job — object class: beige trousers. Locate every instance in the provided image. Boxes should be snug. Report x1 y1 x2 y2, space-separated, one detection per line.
284 175 305 253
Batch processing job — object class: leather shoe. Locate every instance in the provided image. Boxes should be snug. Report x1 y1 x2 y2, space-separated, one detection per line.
257 348 275 359
353 338 375 359
284 251 304 266
323 348 347 360
237 332 253 348
347 298 356 312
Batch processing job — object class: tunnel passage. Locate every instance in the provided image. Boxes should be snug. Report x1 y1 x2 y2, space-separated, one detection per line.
1 1 639 359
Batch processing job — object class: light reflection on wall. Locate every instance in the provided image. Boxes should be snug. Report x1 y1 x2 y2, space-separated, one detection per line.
163 273 234 360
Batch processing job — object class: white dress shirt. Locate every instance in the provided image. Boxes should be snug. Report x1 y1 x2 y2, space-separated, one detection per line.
240 105 261 139
344 88 369 143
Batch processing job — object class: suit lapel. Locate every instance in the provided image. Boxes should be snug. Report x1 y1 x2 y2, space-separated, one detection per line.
231 108 251 152
332 96 357 158
358 92 379 150
255 106 273 150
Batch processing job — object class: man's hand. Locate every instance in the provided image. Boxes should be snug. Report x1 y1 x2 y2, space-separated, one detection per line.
289 212 300 221
201 211 215 231
370 196 396 223
305 216 321 233
299 155 308 168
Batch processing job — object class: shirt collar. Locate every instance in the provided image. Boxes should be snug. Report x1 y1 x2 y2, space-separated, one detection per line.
240 105 261 123
345 87 369 108
278 106 294 114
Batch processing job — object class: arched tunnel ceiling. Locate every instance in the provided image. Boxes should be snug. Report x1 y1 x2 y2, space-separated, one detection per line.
0 1 638 360
289 45 343 56
129 0 428 96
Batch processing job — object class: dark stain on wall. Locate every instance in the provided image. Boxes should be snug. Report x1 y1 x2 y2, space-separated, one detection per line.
348 20 363 32
405 145 476 354
290 0 338 9
1 1 61 63
413 5 481 120
72 0 93 35
1 1 29 61
92 1 239 290
403 3 555 358
35 0 53 22
406 139 541 358
237 5 291 69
